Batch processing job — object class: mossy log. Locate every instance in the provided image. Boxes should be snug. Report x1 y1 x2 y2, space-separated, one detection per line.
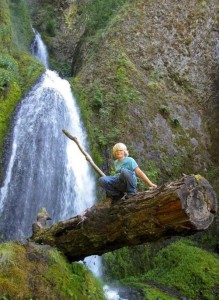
30 175 217 261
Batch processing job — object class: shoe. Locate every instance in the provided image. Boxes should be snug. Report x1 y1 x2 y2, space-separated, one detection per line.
112 193 124 201
124 193 136 199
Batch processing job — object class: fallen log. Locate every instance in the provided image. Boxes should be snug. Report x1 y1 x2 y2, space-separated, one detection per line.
30 174 217 261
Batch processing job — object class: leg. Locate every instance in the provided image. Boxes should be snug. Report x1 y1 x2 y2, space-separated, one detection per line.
118 169 137 194
99 175 124 197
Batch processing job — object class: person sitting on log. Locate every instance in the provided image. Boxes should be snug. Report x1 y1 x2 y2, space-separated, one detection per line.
99 143 157 201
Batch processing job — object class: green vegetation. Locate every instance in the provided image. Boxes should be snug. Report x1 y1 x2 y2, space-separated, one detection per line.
0 0 218 299
0 0 13 52
9 0 34 51
143 239 219 299
0 53 44 161
103 244 153 281
46 18 56 37
72 50 145 167
0 242 105 299
0 0 44 172
137 161 159 191
0 0 33 53
81 0 130 36
159 104 180 127
103 239 219 299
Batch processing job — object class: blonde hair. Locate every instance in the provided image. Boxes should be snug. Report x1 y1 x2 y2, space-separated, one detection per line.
113 143 129 157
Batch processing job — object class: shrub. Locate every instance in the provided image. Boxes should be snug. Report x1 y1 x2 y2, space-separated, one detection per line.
0 54 18 73
0 55 19 91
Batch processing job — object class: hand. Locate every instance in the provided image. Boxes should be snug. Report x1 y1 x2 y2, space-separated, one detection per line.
149 184 157 189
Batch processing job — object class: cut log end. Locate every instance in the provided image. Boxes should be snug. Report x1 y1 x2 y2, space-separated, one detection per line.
179 175 217 230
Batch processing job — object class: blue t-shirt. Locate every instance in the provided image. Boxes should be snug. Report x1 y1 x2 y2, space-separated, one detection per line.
114 157 138 174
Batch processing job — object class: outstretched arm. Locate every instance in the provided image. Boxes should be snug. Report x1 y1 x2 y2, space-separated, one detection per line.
135 167 157 188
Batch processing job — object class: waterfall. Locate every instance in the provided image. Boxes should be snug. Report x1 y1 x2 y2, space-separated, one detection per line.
0 31 126 299
30 30 49 69
0 33 96 242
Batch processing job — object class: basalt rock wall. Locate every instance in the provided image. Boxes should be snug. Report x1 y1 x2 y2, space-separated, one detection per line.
27 0 219 194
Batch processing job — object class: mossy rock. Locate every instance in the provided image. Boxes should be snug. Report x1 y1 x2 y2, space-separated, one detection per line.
0 241 106 299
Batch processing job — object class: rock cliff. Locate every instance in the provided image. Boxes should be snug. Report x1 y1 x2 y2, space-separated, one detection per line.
27 0 219 190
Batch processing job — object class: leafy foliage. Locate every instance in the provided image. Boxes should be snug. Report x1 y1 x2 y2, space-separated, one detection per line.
103 244 153 281
0 54 18 73
46 18 56 36
0 54 19 91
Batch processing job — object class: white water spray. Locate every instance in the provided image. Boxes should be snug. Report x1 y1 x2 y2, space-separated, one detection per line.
0 31 126 299
30 30 49 68
0 32 96 240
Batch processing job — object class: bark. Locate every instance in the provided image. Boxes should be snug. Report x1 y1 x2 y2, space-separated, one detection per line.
30 175 217 261
62 129 106 176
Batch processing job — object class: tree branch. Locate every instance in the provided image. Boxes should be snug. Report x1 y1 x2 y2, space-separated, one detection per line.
62 129 106 177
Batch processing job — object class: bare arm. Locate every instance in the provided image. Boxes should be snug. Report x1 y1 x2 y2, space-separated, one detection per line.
135 167 157 188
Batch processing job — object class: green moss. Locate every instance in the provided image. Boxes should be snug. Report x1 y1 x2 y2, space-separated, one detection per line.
15 52 45 94
0 82 21 153
0 242 106 299
159 104 181 128
0 0 13 52
195 174 204 181
72 50 145 168
45 249 105 299
143 239 219 299
123 281 178 300
0 52 44 162
0 0 44 175
81 0 130 36
0 54 18 73
114 61 143 104
103 239 219 299
46 18 56 37
64 3 78 29
0 242 31 298
9 0 34 51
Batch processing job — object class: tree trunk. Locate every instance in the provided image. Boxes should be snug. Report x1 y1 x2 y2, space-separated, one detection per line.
30 175 217 261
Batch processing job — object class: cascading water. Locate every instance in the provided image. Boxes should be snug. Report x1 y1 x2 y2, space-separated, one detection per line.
0 32 96 242
30 30 49 69
0 31 127 300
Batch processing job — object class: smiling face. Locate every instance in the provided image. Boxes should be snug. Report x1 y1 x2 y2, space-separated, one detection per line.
115 149 125 161
113 143 129 160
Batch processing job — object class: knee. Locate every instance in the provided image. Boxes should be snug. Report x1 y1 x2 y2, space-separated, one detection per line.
98 176 106 187
120 168 130 178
